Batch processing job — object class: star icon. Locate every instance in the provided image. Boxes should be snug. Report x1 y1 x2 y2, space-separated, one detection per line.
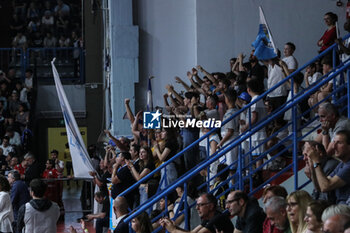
150 110 161 122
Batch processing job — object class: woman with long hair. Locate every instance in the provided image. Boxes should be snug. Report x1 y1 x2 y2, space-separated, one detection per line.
131 212 153 233
127 146 155 204
0 175 14 233
286 190 313 233
154 127 179 189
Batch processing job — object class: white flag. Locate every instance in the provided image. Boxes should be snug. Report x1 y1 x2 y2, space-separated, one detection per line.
51 58 95 178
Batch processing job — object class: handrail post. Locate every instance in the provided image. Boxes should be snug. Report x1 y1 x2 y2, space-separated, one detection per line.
332 47 338 104
348 68 350 118
238 143 243 190
291 77 298 189
184 182 189 230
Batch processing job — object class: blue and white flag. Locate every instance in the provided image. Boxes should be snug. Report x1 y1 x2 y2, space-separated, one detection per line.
51 58 95 178
252 6 277 60
147 77 153 111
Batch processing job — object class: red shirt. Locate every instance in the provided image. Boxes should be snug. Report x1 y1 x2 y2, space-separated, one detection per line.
319 27 336 52
14 164 25 175
263 217 285 233
42 168 58 179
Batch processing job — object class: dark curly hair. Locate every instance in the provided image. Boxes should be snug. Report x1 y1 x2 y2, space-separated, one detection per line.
0 175 10 192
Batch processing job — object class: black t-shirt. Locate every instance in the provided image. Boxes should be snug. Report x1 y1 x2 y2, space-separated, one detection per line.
98 170 111 197
164 141 178 161
101 197 110 219
235 198 266 233
201 211 234 233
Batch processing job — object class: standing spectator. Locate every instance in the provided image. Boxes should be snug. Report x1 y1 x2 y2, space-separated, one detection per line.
111 152 136 207
335 18 350 63
286 190 312 233
318 12 338 53
50 149 64 176
242 78 268 168
154 128 179 189
217 89 239 167
7 170 30 223
86 191 110 233
282 42 298 73
0 175 14 233
23 153 43 185
17 179 60 233
127 146 154 205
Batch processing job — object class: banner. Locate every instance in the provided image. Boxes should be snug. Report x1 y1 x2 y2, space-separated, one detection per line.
252 6 277 60
147 77 153 111
51 58 95 178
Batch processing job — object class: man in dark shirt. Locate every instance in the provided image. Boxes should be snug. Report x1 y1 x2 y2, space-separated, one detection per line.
226 190 265 233
161 193 234 233
113 196 129 233
111 151 136 207
86 191 110 233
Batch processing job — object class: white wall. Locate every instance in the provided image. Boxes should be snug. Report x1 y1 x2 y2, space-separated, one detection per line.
136 1 347 108
136 0 197 108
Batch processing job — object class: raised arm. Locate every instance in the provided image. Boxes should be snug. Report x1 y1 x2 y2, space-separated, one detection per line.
166 84 184 105
175 76 191 91
197 65 217 86
124 98 135 124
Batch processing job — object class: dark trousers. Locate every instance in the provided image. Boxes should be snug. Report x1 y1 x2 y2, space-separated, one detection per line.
96 216 109 233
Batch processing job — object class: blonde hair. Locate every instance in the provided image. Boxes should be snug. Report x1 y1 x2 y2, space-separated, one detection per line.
287 190 312 233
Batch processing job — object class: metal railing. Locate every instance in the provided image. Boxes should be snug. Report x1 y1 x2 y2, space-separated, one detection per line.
119 34 350 230
0 47 84 82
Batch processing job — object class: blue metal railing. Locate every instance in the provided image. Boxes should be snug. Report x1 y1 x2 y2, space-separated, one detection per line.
120 34 350 229
0 47 84 82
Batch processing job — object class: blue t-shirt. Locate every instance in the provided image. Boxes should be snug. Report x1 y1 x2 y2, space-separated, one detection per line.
329 160 350 204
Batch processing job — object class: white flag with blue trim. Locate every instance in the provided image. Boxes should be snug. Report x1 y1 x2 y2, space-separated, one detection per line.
51 58 95 178
147 77 153 111
252 6 277 60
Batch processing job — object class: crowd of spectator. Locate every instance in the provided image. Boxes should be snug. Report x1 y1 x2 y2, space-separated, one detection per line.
2 8 350 233
10 0 83 61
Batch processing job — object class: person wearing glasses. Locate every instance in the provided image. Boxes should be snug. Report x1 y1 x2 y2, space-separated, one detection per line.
286 190 312 233
160 193 234 233
225 190 265 233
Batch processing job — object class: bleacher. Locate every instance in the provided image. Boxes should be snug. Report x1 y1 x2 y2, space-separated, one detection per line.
116 33 350 232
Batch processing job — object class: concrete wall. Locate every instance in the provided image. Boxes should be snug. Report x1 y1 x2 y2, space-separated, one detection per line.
135 0 197 109
136 0 347 108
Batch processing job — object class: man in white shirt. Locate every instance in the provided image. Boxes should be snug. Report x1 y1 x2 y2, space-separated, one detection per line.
282 42 298 73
